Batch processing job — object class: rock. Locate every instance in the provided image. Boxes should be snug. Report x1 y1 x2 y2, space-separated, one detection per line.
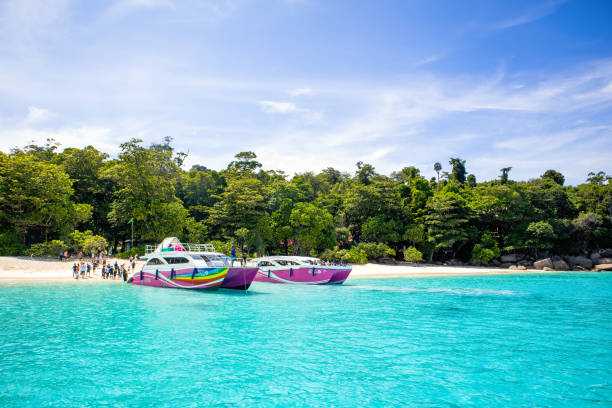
533 258 553 270
518 260 531 266
492 259 501 266
552 259 569 271
517 265 527 270
542 267 554 271
594 257 612 265
573 265 586 271
378 257 397 265
501 254 518 263
599 249 612 257
594 263 612 272
500 262 514 268
590 252 602 262
566 256 593 270
508 265 518 270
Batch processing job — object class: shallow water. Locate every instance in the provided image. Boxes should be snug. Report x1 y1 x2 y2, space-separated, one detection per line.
1 273 611 407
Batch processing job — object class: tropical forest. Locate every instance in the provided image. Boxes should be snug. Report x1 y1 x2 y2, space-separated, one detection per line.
0 137 610 265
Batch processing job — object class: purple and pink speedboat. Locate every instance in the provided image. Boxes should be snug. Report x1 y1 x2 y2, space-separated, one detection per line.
251 256 352 285
128 237 257 291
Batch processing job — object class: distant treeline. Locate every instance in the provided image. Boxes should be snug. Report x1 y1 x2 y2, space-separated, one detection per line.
0 137 610 263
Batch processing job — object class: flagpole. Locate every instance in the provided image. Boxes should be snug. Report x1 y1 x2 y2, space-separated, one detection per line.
131 220 134 250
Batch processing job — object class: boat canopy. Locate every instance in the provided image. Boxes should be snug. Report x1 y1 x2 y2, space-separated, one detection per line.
145 237 215 255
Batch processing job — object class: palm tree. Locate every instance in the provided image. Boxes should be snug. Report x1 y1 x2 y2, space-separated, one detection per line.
434 162 442 181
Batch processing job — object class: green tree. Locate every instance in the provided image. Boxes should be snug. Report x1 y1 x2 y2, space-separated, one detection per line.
227 151 262 174
542 169 565 186
525 221 555 258
500 167 512 184
0 152 74 244
471 233 501 263
361 215 402 243
466 174 476 187
290 203 335 255
434 162 442 181
425 189 472 259
103 138 194 245
404 246 423 262
449 157 466 184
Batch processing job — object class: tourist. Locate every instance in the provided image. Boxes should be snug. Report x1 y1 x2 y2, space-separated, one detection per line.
80 263 86 279
72 263 78 279
231 246 236 266
86 263 91 278
58 251 63 262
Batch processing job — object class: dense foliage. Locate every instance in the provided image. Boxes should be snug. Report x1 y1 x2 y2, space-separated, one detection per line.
0 138 610 263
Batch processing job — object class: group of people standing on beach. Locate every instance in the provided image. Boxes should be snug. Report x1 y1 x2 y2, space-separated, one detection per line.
71 254 137 282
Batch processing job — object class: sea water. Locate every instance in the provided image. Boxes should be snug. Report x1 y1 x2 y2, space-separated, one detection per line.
0 273 611 407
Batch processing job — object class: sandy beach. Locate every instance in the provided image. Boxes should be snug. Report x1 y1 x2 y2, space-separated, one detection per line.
0 256 142 283
0 256 585 283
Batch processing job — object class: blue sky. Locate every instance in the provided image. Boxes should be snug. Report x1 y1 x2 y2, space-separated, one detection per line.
0 0 611 184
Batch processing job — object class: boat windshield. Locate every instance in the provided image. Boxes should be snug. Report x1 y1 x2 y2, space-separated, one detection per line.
276 259 302 266
190 255 210 262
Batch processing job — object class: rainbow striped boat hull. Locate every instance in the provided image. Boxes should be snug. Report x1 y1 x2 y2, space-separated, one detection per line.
129 267 257 291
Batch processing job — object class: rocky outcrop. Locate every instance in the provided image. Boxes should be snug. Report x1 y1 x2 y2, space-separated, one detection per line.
599 249 612 257
566 256 593 270
594 257 612 265
533 257 570 271
594 263 612 272
501 254 521 263
552 258 569 271
534 258 553 270
542 266 554 271
378 256 397 265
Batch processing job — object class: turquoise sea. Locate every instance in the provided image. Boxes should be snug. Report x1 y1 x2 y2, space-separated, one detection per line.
1 273 611 407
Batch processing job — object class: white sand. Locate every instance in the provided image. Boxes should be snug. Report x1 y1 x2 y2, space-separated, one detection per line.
0 256 142 282
349 263 559 279
0 256 576 283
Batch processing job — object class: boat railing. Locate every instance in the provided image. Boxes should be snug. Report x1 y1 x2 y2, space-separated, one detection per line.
145 243 216 255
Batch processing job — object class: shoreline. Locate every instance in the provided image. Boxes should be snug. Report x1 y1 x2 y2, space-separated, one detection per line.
0 256 607 284
0 256 141 284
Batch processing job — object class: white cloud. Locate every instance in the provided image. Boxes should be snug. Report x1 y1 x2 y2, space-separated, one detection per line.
493 0 566 30
413 52 447 68
259 101 300 114
288 87 313 96
24 106 54 123
0 126 116 155
105 0 175 19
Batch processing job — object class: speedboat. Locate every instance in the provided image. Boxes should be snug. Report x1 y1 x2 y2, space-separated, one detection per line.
128 237 257 290
251 255 352 285
293 256 352 284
